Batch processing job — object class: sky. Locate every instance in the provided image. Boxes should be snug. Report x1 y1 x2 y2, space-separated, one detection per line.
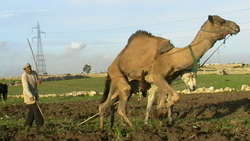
0 0 250 77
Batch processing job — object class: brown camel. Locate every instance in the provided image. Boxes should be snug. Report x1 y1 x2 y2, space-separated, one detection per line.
99 31 175 128
99 15 240 129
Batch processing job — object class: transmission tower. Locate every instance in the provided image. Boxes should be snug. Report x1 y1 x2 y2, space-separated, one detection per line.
32 22 47 75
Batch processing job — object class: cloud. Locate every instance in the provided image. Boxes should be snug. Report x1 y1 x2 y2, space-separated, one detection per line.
0 41 8 48
0 11 15 18
68 0 127 4
64 41 86 55
67 0 173 5
0 9 48 19
67 42 86 50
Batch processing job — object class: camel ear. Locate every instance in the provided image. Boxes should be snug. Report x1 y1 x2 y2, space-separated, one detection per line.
208 15 214 24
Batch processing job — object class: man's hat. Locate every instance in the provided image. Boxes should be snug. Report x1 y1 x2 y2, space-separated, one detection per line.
23 63 31 69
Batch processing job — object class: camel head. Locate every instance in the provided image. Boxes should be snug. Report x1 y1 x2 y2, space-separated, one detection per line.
181 72 197 91
201 15 240 40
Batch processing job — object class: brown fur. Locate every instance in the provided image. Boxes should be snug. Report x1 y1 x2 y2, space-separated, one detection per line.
99 15 240 128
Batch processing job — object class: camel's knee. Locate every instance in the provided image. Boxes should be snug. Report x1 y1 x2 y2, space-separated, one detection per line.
173 93 180 103
111 91 119 100
165 93 179 108
156 101 165 110
122 84 131 94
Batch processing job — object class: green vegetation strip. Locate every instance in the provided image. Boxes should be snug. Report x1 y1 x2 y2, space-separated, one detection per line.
7 77 106 95
3 74 250 96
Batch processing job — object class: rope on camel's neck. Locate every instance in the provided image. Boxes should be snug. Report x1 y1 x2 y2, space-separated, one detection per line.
187 35 230 73
200 36 230 67
188 45 200 73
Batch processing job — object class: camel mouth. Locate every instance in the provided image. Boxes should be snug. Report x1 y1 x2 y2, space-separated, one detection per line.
231 25 240 35
231 29 240 35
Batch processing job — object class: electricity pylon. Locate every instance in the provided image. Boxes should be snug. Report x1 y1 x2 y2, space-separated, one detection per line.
32 22 47 75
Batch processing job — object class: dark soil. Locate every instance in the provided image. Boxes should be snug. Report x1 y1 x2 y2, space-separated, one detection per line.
0 92 250 141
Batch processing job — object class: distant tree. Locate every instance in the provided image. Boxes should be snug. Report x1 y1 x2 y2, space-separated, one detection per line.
83 64 91 74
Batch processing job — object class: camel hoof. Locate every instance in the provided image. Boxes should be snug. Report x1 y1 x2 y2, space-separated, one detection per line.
156 110 167 120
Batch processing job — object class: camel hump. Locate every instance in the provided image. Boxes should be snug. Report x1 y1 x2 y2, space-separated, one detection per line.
117 30 175 79
157 38 175 55
126 30 175 55
127 30 153 44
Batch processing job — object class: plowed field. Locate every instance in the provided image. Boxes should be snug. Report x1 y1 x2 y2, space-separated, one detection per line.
1 92 250 141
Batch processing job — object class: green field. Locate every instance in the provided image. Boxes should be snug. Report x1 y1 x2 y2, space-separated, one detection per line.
2 74 250 96
5 77 106 95
173 74 250 90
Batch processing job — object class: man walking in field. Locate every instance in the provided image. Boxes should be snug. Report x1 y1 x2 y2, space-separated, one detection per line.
21 63 44 130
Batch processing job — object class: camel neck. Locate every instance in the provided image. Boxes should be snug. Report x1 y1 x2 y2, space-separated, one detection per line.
187 31 217 60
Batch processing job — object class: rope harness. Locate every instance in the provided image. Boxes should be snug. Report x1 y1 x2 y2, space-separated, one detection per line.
200 36 230 67
188 34 231 74
188 45 200 73
171 36 230 88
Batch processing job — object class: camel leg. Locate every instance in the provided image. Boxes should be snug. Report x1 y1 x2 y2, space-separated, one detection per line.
154 76 180 104
167 105 173 125
165 94 173 124
144 84 158 125
116 79 132 127
110 102 115 128
156 91 167 119
150 87 175 123
156 91 174 124
110 97 118 128
99 83 116 129
153 76 180 121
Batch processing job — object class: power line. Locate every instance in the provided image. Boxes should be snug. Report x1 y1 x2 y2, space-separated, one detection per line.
42 7 250 49
47 7 250 35
32 22 47 75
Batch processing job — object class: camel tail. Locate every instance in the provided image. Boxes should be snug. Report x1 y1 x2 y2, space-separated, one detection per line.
100 74 111 103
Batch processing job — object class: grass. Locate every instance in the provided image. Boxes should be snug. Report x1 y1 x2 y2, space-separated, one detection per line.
0 94 249 140
0 118 24 127
246 119 250 128
8 77 106 95
171 74 250 90
0 79 20 84
196 74 250 89
5 74 250 96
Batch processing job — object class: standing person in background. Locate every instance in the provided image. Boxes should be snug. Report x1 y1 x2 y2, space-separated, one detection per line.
21 63 44 130
0 83 8 102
